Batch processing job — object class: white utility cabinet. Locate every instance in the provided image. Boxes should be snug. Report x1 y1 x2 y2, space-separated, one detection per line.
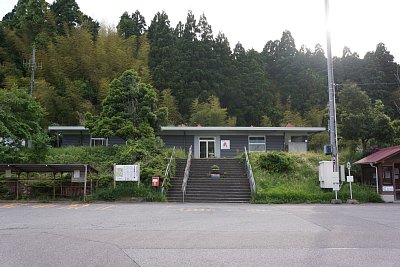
319 161 339 189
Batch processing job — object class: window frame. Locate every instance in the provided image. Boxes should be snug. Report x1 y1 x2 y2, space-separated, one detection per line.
248 136 266 152
90 137 108 147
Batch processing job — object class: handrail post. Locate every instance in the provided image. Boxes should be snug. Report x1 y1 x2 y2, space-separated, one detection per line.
161 146 176 195
244 146 256 193
181 145 192 203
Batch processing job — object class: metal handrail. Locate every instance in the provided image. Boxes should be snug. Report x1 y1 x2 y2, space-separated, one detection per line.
244 146 256 193
181 145 192 202
161 146 176 194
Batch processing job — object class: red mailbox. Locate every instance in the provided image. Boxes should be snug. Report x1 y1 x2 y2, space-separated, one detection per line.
152 176 160 187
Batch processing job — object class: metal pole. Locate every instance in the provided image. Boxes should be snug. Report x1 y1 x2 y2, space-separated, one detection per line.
30 46 36 96
84 165 88 202
53 173 56 200
325 0 339 172
113 163 116 189
348 167 353 199
16 173 20 200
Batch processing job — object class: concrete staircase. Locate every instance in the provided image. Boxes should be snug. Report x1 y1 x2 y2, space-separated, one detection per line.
167 158 251 203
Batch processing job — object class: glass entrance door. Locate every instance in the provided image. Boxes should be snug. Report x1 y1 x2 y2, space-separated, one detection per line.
199 138 215 158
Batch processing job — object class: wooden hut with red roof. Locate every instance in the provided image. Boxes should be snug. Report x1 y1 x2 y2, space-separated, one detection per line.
354 146 400 202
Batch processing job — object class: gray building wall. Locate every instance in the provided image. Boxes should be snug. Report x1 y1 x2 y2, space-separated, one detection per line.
108 136 126 145
220 135 248 158
161 135 194 152
62 133 90 146
61 133 124 147
266 136 284 151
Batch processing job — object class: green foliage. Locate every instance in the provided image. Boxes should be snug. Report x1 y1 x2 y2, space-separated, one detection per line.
190 96 236 126
159 89 182 125
117 10 146 38
308 132 329 152
93 184 165 202
0 87 49 163
257 152 293 173
250 152 381 203
85 69 166 140
0 88 45 145
337 83 394 150
46 145 121 173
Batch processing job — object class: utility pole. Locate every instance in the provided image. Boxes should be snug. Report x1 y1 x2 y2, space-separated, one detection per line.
24 44 42 96
325 0 338 172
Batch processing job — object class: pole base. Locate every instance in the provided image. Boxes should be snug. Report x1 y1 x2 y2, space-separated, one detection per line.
346 199 359 204
330 199 342 204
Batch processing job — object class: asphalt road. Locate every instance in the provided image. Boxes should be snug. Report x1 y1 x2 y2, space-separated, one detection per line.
1 202 400 267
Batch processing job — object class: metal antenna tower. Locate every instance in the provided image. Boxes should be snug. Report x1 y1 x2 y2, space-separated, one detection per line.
23 44 42 96
325 0 339 172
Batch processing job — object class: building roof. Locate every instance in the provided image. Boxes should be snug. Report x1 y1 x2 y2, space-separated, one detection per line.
48 126 88 131
0 164 98 174
47 125 326 135
161 126 325 133
354 146 400 165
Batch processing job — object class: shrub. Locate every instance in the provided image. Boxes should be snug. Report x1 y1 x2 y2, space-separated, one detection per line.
257 152 293 173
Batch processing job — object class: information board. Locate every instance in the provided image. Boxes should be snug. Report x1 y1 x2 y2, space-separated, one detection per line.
115 165 140 182
382 186 394 192
221 140 230 150
71 170 85 183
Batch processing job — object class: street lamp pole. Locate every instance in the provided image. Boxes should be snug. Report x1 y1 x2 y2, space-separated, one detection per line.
325 0 338 172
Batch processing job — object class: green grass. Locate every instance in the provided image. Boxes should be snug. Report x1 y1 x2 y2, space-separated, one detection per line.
249 152 383 204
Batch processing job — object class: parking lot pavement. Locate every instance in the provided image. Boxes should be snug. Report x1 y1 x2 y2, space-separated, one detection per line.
1 202 400 266
0 202 116 210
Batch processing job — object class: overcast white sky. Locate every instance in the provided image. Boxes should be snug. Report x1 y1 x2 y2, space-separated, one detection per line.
1 0 399 62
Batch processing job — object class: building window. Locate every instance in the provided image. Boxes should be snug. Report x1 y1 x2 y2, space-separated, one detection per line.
248 136 266 152
91 137 108 147
291 136 306 142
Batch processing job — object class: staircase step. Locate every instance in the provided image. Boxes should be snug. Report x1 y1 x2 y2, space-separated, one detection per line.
167 158 251 203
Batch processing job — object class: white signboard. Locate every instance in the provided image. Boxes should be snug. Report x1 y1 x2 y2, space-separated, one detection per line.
382 186 394 192
115 165 140 182
346 176 354 183
221 140 230 150
73 170 80 178
5 169 11 178
71 169 85 183
332 172 340 191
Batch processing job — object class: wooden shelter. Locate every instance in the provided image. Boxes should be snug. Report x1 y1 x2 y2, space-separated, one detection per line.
0 164 98 201
354 146 400 202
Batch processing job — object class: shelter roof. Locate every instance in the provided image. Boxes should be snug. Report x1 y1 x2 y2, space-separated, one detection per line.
354 146 400 165
0 164 98 174
48 126 88 131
